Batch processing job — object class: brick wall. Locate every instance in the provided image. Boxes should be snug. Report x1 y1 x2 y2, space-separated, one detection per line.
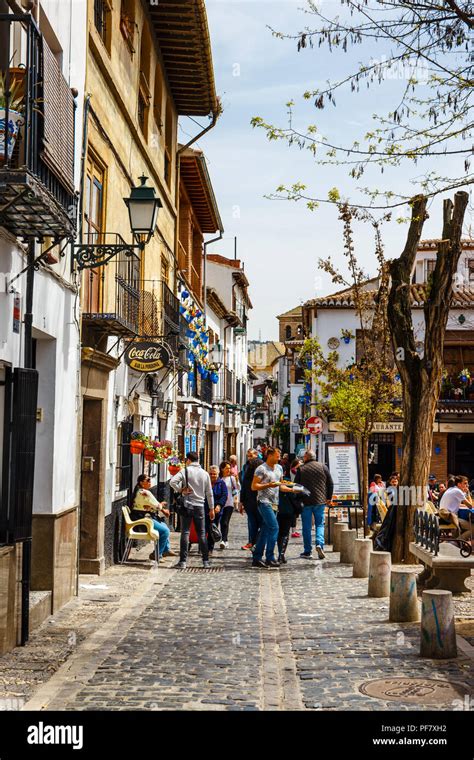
394 432 448 484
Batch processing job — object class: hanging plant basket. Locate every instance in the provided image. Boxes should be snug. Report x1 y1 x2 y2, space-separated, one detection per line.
130 440 145 455
168 464 181 476
144 448 156 462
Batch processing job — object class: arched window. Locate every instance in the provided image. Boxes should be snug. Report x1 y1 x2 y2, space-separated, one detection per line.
285 325 292 340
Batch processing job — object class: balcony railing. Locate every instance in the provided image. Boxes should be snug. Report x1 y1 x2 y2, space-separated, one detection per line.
139 280 162 338
82 254 140 336
0 13 76 240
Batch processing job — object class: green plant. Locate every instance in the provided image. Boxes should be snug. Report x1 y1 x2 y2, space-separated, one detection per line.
0 71 25 112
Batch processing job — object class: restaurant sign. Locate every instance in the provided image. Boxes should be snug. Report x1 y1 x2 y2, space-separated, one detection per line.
125 341 170 373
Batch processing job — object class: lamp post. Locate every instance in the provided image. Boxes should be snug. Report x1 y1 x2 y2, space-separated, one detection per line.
208 341 223 371
73 175 162 269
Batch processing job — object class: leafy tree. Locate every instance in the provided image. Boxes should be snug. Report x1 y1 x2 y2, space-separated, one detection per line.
252 0 473 209
300 204 401 528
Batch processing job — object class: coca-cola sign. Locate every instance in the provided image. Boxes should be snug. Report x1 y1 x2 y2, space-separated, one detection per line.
125 341 170 373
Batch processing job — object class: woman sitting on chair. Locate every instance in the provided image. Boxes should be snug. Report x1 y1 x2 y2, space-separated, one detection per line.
131 474 176 560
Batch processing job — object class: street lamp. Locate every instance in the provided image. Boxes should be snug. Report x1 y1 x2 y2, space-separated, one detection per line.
73 175 162 269
208 341 224 370
123 175 162 246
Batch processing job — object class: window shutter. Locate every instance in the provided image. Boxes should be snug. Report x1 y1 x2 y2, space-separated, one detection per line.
40 38 75 196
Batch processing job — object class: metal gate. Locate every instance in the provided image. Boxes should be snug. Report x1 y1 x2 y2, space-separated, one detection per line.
0 367 39 545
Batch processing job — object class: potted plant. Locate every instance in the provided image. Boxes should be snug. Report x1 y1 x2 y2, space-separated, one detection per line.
167 456 182 476
0 70 25 161
341 329 355 344
144 441 157 462
130 431 148 455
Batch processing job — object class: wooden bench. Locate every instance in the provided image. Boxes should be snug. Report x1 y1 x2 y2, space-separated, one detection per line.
410 541 474 594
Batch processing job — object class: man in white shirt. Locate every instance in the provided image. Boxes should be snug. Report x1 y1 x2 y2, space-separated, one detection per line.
170 451 215 568
439 475 473 541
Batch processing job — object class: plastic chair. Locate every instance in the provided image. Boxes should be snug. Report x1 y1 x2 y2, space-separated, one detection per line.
121 506 160 564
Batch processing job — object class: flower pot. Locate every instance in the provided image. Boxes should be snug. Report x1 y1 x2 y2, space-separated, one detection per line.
130 440 145 455
168 464 181 476
144 449 155 462
0 108 24 160
343 336 351 344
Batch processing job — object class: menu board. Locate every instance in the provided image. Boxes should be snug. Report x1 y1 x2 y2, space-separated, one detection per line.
326 443 360 501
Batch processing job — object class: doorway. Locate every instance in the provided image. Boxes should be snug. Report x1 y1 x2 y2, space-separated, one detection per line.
448 434 474 481
80 399 103 572
368 434 395 482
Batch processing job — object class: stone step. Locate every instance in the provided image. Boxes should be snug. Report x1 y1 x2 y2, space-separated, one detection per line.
29 591 52 634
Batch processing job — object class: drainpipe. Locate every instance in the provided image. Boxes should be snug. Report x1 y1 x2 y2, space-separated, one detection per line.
75 93 91 597
203 230 223 324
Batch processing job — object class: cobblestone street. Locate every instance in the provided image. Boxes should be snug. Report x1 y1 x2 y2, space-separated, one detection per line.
1 514 472 712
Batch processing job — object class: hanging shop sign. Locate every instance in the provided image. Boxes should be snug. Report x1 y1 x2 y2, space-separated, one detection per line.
125 341 170 373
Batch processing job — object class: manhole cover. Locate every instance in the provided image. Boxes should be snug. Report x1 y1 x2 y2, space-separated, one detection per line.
359 678 470 705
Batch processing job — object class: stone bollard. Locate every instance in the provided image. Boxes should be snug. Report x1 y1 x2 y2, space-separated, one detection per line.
332 522 348 553
368 551 391 597
420 589 457 659
353 539 372 578
325 514 338 545
389 569 420 622
340 529 357 564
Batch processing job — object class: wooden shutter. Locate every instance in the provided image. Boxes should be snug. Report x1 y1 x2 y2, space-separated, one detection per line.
40 38 75 195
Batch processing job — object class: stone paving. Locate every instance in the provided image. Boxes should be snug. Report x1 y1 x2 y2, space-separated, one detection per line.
0 513 472 711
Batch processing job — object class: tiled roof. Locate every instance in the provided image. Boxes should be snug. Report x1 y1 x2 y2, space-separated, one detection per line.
306 284 474 309
418 238 474 250
277 304 303 319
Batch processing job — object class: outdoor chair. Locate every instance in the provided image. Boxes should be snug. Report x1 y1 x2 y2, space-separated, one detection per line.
121 506 160 565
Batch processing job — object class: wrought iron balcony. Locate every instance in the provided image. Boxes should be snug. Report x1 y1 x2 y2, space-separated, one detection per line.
0 13 76 240
82 254 140 336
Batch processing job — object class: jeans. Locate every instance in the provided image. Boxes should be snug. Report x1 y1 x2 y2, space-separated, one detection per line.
152 519 170 556
180 505 208 562
220 506 234 542
245 509 261 545
302 504 325 554
253 503 279 562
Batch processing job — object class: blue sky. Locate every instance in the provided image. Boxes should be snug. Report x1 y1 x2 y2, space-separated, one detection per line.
179 0 471 340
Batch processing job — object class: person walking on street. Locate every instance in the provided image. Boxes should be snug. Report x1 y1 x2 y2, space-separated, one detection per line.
206 465 228 554
239 449 259 549
290 457 303 537
229 454 240 481
296 449 334 560
131 475 176 560
218 461 240 549
277 488 301 564
251 447 293 568
169 452 214 569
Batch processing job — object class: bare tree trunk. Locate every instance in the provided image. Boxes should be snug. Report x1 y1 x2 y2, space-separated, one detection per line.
388 192 469 563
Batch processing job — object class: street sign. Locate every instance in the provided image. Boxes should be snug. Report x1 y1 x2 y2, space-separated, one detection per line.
305 415 323 434
124 341 170 373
